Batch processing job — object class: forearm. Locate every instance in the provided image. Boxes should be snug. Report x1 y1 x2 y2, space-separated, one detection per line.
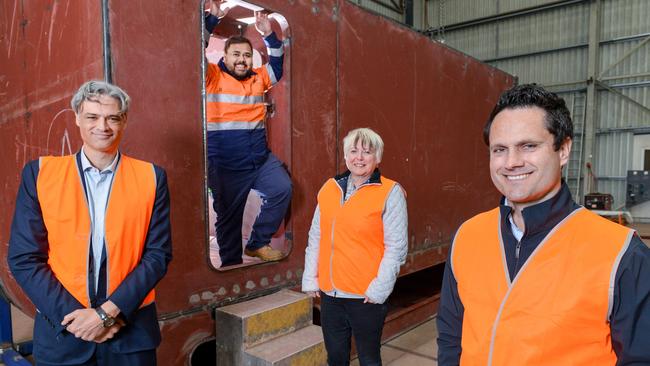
108 251 169 319
205 12 220 34
9 253 83 328
365 185 408 304
264 32 284 84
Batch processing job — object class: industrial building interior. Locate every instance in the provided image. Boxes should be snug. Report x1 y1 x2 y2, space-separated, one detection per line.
1 0 649 365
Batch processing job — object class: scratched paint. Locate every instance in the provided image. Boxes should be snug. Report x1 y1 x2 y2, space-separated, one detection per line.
0 1 104 317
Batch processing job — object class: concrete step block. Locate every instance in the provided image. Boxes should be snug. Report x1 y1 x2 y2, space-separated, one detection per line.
243 325 326 366
216 290 314 365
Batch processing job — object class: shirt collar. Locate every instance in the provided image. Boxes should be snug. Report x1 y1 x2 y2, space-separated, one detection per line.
334 168 382 197
80 149 120 174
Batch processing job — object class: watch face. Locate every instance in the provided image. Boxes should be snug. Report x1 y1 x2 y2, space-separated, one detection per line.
103 317 116 328
96 307 116 328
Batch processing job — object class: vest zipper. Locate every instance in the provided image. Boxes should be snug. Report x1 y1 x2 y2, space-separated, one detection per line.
515 241 521 260
329 217 336 290
514 240 522 275
327 178 379 292
329 182 345 291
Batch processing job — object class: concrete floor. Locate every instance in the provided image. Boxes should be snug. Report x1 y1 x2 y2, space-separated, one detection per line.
351 318 438 366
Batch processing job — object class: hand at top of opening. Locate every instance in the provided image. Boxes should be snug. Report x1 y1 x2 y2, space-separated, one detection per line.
255 12 273 37
209 0 230 19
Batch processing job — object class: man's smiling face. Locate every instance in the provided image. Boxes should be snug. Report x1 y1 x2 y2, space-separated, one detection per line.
488 106 571 210
75 95 127 156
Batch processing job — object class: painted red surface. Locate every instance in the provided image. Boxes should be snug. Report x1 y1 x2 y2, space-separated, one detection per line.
0 0 512 363
0 0 105 317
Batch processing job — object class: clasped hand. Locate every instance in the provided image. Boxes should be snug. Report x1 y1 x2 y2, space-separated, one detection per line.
62 308 122 343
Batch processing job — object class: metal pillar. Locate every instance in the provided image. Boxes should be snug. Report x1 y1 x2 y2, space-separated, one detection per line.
582 0 602 200
101 0 113 83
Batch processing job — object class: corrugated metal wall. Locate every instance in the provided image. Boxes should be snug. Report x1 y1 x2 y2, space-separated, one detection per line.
352 0 650 212
353 0 405 22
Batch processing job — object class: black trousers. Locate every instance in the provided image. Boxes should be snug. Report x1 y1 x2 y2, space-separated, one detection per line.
320 292 389 366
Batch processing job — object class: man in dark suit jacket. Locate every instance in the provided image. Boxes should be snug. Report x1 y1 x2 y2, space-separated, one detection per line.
8 80 172 366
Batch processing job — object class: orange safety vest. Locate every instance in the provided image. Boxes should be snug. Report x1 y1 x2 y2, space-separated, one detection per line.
205 62 272 131
36 154 157 308
451 207 633 365
317 176 396 295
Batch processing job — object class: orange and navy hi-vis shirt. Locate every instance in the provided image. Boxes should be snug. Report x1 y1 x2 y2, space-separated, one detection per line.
205 31 284 171
36 154 157 308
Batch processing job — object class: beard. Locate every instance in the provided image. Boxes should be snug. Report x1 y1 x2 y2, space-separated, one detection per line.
233 70 252 80
231 63 252 80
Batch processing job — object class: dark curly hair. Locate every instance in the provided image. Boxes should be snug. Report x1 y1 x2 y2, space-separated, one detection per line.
483 84 573 151
224 35 253 53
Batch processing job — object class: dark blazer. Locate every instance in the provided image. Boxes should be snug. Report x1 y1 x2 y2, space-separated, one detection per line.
8 152 172 364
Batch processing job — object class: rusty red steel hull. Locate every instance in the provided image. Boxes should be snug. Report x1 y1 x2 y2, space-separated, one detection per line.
0 0 513 364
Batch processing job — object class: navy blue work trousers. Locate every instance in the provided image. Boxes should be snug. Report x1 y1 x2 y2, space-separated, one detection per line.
36 344 156 366
208 153 292 267
320 292 389 366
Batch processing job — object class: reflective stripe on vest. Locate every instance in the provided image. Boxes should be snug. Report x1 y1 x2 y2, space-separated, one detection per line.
37 154 157 308
451 207 633 366
206 63 271 130
317 176 396 295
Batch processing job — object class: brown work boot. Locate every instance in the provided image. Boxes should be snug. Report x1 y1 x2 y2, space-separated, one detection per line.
244 245 283 262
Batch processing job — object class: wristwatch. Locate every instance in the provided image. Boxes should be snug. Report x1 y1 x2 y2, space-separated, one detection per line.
95 306 116 328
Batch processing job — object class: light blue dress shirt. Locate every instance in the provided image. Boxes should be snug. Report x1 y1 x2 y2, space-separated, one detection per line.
80 150 119 293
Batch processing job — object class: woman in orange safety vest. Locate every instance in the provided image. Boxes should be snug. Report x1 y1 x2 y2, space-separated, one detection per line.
302 127 408 366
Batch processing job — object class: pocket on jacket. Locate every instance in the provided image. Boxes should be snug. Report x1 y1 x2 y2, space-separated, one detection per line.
33 312 95 364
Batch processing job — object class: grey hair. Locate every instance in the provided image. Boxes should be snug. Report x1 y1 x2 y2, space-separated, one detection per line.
342 128 384 162
70 80 130 116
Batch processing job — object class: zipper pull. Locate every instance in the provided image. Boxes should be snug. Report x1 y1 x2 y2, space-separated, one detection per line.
515 241 521 260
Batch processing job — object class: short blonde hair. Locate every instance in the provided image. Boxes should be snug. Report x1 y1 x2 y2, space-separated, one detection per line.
343 128 384 162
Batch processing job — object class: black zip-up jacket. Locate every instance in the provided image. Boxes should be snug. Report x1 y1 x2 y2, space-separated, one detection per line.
437 183 650 365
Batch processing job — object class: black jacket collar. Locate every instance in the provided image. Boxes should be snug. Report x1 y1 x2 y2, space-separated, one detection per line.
498 181 580 237
334 168 382 197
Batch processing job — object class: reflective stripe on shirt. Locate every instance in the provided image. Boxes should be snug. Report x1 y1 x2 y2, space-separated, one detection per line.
206 94 264 104
206 121 265 131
